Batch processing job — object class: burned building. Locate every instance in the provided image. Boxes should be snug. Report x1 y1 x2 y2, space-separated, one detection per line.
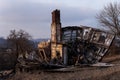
0 9 116 79
51 9 115 65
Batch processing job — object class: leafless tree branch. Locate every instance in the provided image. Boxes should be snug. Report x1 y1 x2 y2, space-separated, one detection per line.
97 3 120 37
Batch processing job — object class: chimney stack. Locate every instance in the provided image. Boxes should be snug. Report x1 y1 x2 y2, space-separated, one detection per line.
51 9 62 60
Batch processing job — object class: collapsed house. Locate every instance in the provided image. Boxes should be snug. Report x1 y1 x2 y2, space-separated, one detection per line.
50 9 115 65
0 9 116 79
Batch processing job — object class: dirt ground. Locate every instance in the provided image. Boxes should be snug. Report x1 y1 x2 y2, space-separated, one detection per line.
8 55 120 80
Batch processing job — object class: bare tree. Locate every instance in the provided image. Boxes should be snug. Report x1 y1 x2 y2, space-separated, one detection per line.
7 29 34 57
97 3 120 37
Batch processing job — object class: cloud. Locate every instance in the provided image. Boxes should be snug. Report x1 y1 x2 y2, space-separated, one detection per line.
0 0 100 39
60 7 98 27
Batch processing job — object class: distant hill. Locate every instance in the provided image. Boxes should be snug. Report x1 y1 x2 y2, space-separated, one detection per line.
0 37 6 43
0 37 7 48
0 38 50 49
32 38 50 43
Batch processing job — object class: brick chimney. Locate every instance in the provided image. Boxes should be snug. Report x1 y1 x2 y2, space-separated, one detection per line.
51 9 62 60
51 9 61 43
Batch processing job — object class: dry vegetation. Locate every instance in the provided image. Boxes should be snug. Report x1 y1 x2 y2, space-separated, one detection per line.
7 55 120 80
8 66 120 80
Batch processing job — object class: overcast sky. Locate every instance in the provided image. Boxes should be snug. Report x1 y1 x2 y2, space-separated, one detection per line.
0 0 120 39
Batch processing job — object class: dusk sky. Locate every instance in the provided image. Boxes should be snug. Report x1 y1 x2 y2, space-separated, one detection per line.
0 0 120 39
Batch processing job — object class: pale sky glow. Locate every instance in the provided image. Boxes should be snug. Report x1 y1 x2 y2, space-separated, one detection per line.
0 0 120 39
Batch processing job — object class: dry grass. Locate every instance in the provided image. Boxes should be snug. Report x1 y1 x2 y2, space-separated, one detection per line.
8 66 120 80
8 55 120 80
